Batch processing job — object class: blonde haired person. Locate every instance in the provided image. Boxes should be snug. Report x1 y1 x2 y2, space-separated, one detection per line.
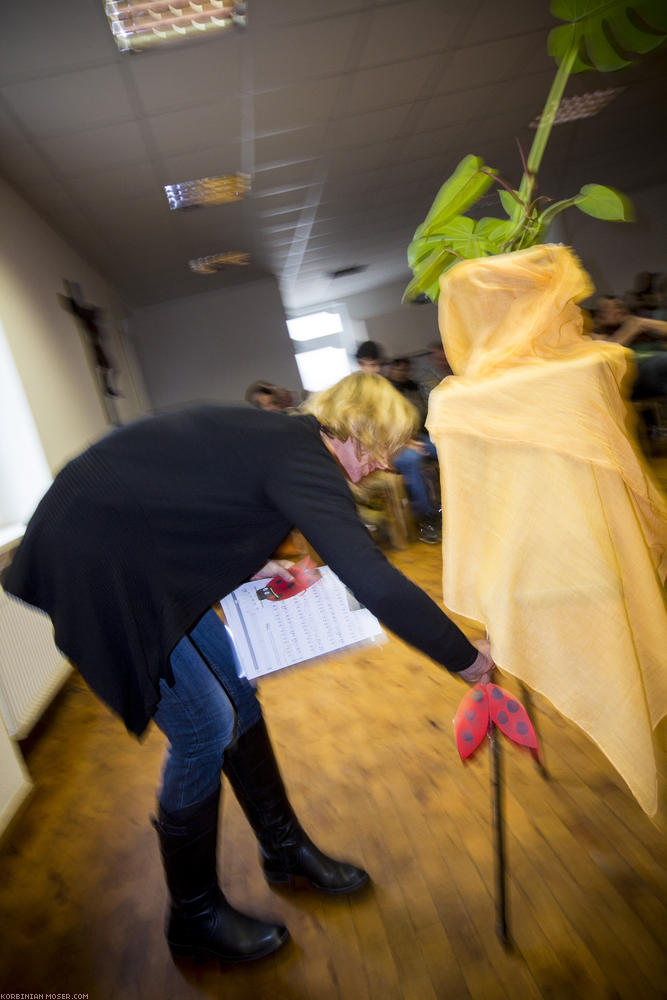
4 372 492 968
302 369 419 470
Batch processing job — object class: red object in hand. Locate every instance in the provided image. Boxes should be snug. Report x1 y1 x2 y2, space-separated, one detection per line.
453 685 490 759
257 557 322 602
487 683 539 754
453 683 540 761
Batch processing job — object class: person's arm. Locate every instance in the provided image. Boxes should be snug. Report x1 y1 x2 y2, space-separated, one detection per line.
266 440 492 680
612 315 667 346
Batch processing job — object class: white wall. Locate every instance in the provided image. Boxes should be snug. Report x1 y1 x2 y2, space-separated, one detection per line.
126 276 302 411
0 175 148 477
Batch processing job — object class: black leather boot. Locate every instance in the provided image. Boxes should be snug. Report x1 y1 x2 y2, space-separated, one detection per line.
152 787 289 962
222 719 369 894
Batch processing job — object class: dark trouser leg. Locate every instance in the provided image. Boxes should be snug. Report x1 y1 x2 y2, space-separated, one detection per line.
222 718 369 893
152 625 287 961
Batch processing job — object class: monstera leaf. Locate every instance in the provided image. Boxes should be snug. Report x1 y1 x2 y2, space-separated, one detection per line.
549 0 667 72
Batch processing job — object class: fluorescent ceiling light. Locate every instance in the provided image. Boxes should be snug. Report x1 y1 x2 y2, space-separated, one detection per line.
529 88 623 127
105 0 246 52
164 174 250 210
189 251 250 274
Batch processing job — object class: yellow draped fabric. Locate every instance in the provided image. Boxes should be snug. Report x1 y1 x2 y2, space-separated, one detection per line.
427 244 667 816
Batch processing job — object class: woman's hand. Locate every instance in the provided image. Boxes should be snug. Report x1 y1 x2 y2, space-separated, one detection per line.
456 638 495 685
250 559 295 582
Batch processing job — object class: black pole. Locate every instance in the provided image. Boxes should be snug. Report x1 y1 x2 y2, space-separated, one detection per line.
488 721 511 948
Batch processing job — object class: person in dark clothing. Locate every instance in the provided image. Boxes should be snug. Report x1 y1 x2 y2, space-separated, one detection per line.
3 372 493 966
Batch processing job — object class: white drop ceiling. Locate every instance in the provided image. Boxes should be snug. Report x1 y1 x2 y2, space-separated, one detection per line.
1 0 665 311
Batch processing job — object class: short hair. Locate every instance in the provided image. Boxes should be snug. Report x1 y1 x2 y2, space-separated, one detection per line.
301 371 419 461
245 380 275 405
355 340 382 362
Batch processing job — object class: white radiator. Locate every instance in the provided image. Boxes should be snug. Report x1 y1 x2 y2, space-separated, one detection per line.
0 586 70 738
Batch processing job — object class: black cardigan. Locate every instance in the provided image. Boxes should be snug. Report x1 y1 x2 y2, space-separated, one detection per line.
3 406 476 734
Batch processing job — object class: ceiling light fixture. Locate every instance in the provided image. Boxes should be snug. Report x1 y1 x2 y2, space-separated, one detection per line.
529 87 623 127
189 251 250 274
164 174 251 210
105 0 247 53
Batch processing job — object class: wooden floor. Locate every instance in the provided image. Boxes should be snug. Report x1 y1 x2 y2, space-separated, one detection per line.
1 541 666 1000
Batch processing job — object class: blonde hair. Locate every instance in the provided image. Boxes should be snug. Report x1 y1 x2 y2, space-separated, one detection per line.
301 371 419 461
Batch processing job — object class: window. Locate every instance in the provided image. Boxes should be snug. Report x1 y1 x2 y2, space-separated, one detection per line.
286 309 353 393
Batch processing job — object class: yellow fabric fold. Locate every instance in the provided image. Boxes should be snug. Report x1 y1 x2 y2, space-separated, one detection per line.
428 244 667 816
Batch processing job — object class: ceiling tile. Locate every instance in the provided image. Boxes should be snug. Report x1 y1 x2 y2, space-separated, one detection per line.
253 159 322 192
325 138 401 176
325 105 410 150
0 141 53 187
436 31 549 93
158 145 244 184
0 100 27 145
72 162 159 206
393 123 473 163
412 87 493 134
39 121 150 176
2 65 136 138
0 1 114 81
336 56 439 116
146 99 243 156
252 0 367 26
463 0 555 47
255 189 313 215
252 15 361 90
253 77 342 133
254 127 326 167
128 37 245 114
358 1 466 68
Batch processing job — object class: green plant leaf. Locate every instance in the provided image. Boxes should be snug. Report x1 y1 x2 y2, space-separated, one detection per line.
474 217 516 252
419 156 497 237
548 0 667 73
498 189 524 218
403 248 459 304
575 183 634 220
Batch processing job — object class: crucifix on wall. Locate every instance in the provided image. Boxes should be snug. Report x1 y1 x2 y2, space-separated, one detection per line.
59 280 121 425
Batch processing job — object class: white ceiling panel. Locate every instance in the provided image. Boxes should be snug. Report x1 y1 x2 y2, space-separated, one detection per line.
253 77 343 133
325 105 411 150
128 39 245 114
1 65 135 138
0 2 113 80
1 141 54 187
436 31 550 94
336 56 440 116
38 121 150 176
146 99 243 156
254 125 327 167
358 1 470 67
252 15 362 90
158 145 244 185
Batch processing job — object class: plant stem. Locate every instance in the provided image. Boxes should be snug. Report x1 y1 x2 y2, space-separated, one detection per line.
515 41 578 215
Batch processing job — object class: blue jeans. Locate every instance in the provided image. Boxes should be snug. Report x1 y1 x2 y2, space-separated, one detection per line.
153 609 262 812
393 435 438 520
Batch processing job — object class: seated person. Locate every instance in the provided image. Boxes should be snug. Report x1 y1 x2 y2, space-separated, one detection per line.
590 296 667 399
245 381 295 412
357 343 440 544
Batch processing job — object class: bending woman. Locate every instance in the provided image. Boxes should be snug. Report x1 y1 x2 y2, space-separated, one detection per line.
3 372 492 965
